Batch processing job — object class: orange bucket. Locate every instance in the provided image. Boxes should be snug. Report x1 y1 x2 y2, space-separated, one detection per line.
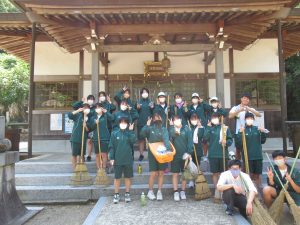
148 141 176 163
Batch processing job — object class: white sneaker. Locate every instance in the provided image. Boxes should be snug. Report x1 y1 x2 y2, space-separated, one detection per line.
174 191 180 201
188 180 195 188
180 191 187 200
147 190 156 200
156 190 163 201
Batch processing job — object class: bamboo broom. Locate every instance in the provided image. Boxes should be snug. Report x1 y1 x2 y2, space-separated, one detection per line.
221 116 227 172
241 128 250 174
240 174 277 225
71 114 93 186
94 118 110 185
187 121 211 200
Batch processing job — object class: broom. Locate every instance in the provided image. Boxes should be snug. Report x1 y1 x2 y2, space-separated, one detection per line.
71 114 93 186
241 128 250 174
187 121 211 200
240 174 277 225
266 148 300 225
221 116 227 172
94 120 110 185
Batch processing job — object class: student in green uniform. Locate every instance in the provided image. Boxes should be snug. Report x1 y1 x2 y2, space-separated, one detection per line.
98 91 116 133
187 93 211 162
169 93 189 127
88 103 113 171
204 112 233 201
114 85 134 110
169 115 193 201
235 112 268 187
188 113 205 188
263 150 300 208
152 92 168 127
207 97 228 121
140 113 170 201
109 117 136 204
112 100 139 131
68 103 91 170
135 87 154 161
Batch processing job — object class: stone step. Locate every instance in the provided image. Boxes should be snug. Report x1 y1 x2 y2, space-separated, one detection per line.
15 172 269 186
16 158 300 174
16 184 215 204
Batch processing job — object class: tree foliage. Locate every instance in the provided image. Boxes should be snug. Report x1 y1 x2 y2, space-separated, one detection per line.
0 0 19 12
285 55 300 120
0 53 29 121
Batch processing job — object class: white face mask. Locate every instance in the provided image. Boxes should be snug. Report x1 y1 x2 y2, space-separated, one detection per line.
87 100 94 106
99 96 106 102
95 108 102 114
274 159 285 167
191 120 198 126
120 105 127 111
246 119 254 126
119 123 127 130
123 93 130 99
212 103 218 108
192 98 198 104
84 108 90 114
142 93 148 99
211 118 220 125
175 98 182 104
159 97 166 103
174 119 182 127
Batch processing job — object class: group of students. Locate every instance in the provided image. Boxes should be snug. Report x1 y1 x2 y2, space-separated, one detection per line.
68 86 300 218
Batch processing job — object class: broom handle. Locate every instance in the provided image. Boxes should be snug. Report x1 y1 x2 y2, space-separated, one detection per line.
187 120 200 172
166 95 170 128
80 115 86 163
221 116 226 172
242 129 250 174
265 153 287 192
96 120 103 166
282 146 300 187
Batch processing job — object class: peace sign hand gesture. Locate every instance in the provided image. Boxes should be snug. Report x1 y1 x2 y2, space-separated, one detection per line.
129 123 134 131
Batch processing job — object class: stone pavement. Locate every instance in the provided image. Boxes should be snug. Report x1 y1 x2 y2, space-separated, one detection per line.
93 196 240 225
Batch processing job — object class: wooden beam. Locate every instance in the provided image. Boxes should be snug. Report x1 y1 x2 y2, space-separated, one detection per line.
215 48 225 106
97 23 216 35
97 43 217 52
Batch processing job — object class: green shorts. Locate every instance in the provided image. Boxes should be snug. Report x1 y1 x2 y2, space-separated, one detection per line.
171 159 185 173
93 141 109 153
71 141 86 156
209 158 228 173
137 126 145 140
114 164 133 179
248 160 263 175
148 151 168 172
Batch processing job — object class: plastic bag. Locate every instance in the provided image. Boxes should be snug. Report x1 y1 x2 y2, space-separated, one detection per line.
182 159 198 180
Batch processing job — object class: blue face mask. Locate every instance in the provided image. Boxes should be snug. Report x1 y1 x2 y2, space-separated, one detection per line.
230 169 240 178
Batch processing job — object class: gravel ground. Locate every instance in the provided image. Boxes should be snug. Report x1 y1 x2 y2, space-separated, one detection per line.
24 203 95 225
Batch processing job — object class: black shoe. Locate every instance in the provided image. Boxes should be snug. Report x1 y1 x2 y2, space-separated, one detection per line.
138 154 144 161
225 206 234 216
86 156 91 162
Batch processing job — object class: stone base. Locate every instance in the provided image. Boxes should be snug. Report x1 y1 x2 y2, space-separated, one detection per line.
0 152 35 225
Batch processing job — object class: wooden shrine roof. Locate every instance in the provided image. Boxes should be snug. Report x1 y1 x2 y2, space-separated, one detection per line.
1 0 300 61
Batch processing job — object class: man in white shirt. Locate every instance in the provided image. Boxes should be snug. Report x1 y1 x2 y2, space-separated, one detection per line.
229 93 261 159
217 160 257 218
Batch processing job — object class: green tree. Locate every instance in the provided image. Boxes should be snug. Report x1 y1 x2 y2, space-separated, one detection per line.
285 55 300 120
0 53 29 121
0 0 19 12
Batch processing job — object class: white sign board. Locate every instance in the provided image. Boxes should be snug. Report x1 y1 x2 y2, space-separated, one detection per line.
50 114 63 131
255 111 265 128
64 114 74 134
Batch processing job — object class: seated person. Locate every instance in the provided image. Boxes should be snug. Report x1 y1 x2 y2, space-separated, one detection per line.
217 160 257 218
263 150 300 208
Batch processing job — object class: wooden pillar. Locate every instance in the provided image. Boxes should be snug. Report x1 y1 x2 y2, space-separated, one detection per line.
204 52 209 98
229 48 235 106
215 48 225 106
104 53 109 94
79 50 84 99
154 52 159 62
28 22 36 158
277 19 288 153
91 51 99 98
